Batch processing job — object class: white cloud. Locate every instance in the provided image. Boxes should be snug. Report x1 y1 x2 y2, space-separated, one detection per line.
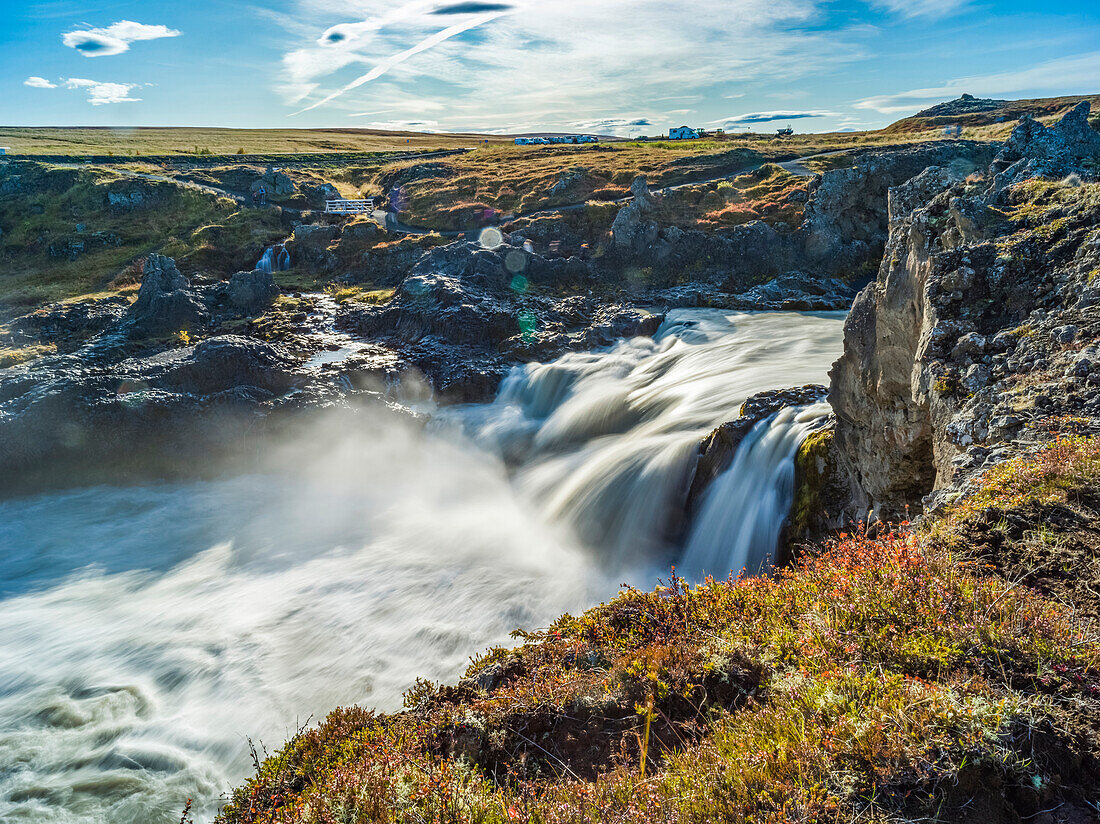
24 76 57 88
866 0 970 19
64 78 142 105
62 20 181 57
716 110 837 125
854 50 1100 115
278 0 861 134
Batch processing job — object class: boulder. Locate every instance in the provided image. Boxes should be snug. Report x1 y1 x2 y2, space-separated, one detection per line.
226 269 280 314
166 336 296 395
251 170 295 197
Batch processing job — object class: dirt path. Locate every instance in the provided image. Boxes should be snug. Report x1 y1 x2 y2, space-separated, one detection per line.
776 149 849 177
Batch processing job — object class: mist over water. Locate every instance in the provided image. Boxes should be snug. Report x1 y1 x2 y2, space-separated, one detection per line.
0 310 843 823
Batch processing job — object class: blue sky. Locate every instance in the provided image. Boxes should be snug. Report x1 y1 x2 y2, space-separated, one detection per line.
2 0 1099 135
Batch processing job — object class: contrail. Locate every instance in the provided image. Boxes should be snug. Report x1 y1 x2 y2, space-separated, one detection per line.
295 10 506 115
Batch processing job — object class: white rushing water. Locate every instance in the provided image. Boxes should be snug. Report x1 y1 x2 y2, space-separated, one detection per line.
0 309 842 823
447 310 845 567
254 245 290 275
681 403 833 578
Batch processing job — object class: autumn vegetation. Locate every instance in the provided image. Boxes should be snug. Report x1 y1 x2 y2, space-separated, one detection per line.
218 437 1100 824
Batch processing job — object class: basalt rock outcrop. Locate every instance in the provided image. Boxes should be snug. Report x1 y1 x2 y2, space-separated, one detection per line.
127 254 280 337
829 104 1100 521
340 235 662 401
595 143 994 292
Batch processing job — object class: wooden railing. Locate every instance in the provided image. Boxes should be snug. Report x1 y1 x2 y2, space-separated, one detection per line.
326 198 375 214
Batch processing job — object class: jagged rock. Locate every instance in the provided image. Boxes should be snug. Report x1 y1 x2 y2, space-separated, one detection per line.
611 177 660 252
251 170 295 197
129 254 208 336
830 103 1100 520
993 102 1100 178
286 224 340 270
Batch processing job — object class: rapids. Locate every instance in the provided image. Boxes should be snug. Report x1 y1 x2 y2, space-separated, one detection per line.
0 309 843 823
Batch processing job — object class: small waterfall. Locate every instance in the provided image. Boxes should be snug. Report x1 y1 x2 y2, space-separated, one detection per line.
255 245 290 274
255 247 275 274
679 402 831 580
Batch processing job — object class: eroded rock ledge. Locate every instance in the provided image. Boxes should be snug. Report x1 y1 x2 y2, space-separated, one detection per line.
828 102 1100 521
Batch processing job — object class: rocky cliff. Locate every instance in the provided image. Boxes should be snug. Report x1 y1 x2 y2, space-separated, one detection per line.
829 102 1100 521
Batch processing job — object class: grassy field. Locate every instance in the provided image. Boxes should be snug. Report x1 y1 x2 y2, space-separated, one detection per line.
0 126 510 157
349 129 978 231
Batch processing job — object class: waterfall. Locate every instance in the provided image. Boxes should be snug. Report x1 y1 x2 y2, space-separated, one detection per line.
255 246 290 274
0 309 845 823
255 247 275 274
446 310 845 568
679 403 831 580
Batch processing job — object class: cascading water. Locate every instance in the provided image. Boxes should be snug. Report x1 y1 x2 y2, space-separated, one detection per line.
679 403 832 579
0 309 844 823
447 310 845 567
254 245 290 275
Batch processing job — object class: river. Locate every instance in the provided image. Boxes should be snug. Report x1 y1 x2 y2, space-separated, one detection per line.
0 309 844 823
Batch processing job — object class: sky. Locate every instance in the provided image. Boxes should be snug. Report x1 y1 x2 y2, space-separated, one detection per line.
1 0 1099 135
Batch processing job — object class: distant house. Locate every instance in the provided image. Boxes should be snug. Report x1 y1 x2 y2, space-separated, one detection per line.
669 126 700 140
0 148 9 156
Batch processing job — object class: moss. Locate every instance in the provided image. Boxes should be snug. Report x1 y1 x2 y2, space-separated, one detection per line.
930 436 1100 539
0 341 57 367
324 283 395 305
787 427 835 543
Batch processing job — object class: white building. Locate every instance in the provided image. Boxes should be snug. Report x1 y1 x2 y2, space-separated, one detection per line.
669 127 700 140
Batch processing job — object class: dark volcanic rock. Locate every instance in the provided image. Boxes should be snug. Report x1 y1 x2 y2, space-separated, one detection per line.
128 254 209 336
224 269 280 314
164 336 295 395
341 236 665 401
731 272 856 311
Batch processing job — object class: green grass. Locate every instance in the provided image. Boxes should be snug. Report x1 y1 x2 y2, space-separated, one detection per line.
0 162 292 318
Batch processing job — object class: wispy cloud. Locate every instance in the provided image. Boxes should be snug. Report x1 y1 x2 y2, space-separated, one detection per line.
62 20 181 57
24 76 57 88
278 0 861 134
63 78 142 105
854 49 1100 114
295 9 508 114
717 110 837 124
866 0 970 19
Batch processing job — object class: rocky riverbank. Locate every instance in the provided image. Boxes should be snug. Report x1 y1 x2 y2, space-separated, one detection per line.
0 136 935 493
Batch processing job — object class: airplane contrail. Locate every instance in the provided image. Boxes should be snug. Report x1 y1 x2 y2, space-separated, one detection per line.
295 10 507 115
